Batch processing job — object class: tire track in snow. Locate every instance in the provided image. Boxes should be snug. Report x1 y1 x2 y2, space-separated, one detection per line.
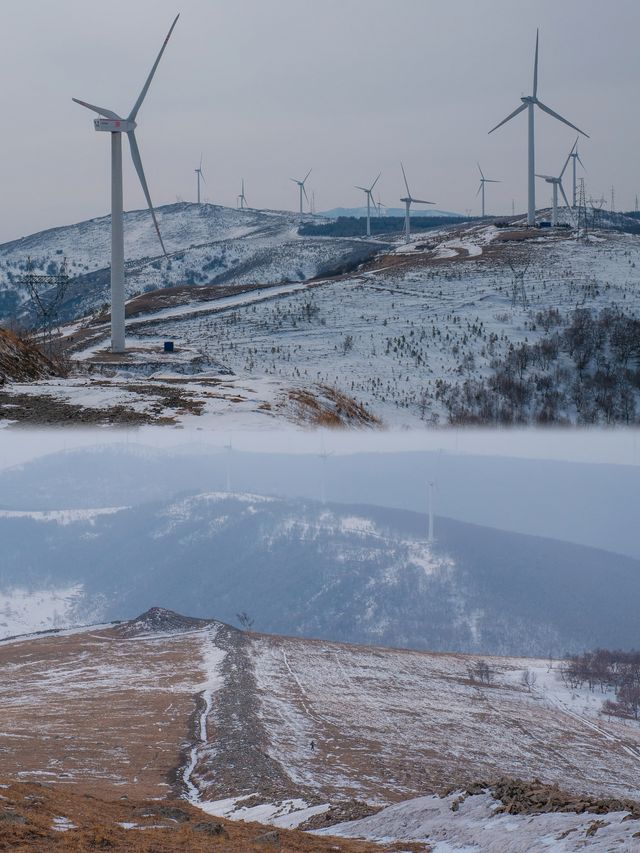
543 692 640 764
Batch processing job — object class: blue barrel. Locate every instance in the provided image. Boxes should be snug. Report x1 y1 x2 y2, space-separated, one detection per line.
164 341 174 353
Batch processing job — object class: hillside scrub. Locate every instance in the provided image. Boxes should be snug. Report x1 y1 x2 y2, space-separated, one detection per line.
561 649 640 721
435 306 640 425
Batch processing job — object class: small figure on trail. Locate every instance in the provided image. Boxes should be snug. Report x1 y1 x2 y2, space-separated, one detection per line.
310 739 315 751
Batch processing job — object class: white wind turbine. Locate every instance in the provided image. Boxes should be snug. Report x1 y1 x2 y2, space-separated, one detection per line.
489 29 589 227
355 172 381 237
568 141 586 207
291 169 312 215
476 163 500 217
427 480 436 543
237 178 248 209
536 138 578 227
195 155 206 204
400 163 435 243
73 14 179 354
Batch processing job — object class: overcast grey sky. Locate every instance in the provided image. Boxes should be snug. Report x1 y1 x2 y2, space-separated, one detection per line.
1 0 639 241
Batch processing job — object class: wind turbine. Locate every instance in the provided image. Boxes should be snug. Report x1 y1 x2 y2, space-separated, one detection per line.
489 29 589 227
355 172 381 237
536 138 577 226
427 480 435 544
318 438 333 505
476 163 500 217
376 195 386 217
224 436 233 493
195 155 205 205
73 14 179 354
400 163 435 243
568 142 586 208
237 178 248 209
291 169 312 215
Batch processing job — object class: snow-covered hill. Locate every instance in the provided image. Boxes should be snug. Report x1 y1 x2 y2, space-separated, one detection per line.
0 202 380 324
1 492 638 655
5 216 639 429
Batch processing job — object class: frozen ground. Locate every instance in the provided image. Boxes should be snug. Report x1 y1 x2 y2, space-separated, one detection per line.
318 790 640 851
2 217 638 428
1 617 639 850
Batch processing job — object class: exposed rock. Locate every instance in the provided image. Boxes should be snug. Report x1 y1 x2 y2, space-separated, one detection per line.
299 800 382 830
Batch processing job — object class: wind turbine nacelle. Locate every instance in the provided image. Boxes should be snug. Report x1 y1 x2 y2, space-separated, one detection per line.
93 118 136 133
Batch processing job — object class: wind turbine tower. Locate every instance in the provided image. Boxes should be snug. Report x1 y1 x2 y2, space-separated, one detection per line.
489 29 589 227
568 141 585 207
476 163 500 217
536 138 578 226
318 439 333 505
195 155 205 204
238 178 248 209
400 163 435 243
427 480 435 544
224 436 233 493
73 14 179 353
355 172 381 237
291 169 312 215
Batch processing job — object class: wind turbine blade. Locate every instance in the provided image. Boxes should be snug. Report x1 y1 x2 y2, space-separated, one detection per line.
199 152 203 171
533 29 539 98
126 131 167 256
400 162 410 197
485 179 501 183
577 154 587 171
477 162 485 180
128 13 179 122
290 178 299 185
303 184 309 203
303 168 312 184
72 98 120 120
560 139 578 179
200 170 206 185
412 199 435 205
559 183 572 211
355 185 368 192
370 172 381 192
488 102 527 134
536 100 589 137
476 183 482 197
535 174 554 181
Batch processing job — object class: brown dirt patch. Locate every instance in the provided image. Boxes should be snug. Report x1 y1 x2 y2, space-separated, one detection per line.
0 391 156 426
0 781 391 852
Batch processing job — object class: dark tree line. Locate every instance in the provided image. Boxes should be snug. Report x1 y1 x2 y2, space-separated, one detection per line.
298 216 467 238
561 649 640 721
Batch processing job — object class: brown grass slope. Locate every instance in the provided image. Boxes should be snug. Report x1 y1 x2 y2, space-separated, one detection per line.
0 781 413 853
0 328 59 384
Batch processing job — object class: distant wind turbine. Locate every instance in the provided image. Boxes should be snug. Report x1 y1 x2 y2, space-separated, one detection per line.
291 169 312 215
224 436 233 493
237 178 248 209
195 154 205 205
318 439 333 505
427 480 435 543
568 141 586 208
476 163 500 217
400 163 435 243
73 14 179 353
355 172 381 237
376 195 386 217
489 29 589 227
536 138 577 226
